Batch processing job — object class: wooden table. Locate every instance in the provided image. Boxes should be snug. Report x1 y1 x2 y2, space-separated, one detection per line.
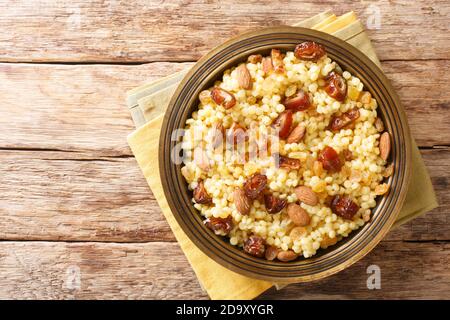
0 1 449 300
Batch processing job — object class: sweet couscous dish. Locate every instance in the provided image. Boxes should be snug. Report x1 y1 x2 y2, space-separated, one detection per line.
180 42 392 261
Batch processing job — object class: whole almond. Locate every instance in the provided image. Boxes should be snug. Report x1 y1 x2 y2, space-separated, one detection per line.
277 250 298 262
264 246 279 261
236 64 252 90
289 226 307 240
193 146 210 172
294 186 318 206
380 132 391 161
233 188 252 215
287 203 311 226
211 121 224 149
262 57 273 74
286 124 306 143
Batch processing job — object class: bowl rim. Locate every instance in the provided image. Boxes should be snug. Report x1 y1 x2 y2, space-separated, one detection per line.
159 26 412 282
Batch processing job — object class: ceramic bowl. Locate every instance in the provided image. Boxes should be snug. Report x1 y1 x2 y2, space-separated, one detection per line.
159 27 411 282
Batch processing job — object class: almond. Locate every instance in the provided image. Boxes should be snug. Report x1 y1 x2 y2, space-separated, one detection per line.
271 49 284 73
286 124 306 143
264 245 279 261
262 57 273 74
287 203 311 226
277 250 298 262
211 121 224 149
294 186 318 206
193 146 210 172
379 132 391 161
233 188 252 215
236 64 252 90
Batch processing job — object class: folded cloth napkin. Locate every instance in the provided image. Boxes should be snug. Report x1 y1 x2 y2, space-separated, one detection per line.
127 11 438 299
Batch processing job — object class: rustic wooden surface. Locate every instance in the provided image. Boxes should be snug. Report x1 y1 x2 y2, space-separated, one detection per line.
0 0 448 300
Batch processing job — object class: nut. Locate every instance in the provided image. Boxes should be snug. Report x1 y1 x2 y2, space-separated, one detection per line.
286 124 306 143
211 87 236 109
264 246 279 261
276 250 298 262
233 188 252 215
294 186 318 206
236 64 252 90
193 146 210 172
287 203 311 226
262 57 273 74
379 132 391 161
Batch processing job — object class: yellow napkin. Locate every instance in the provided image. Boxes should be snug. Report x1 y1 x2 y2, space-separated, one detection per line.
127 11 438 299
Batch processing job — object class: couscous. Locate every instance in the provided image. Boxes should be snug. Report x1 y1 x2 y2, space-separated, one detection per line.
180 42 392 261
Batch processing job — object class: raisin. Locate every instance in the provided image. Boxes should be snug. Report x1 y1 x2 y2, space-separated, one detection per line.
318 146 343 172
204 216 233 235
211 87 236 109
283 89 312 111
193 180 212 205
324 72 347 102
243 235 266 257
275 154 301 170
271 110 293 139
294 41 326 62
328 108 360 132
243 173 268 200
330 195 360 220
264 194 287 214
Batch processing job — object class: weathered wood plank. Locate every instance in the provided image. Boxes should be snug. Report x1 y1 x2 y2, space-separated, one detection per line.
0 60 448 155
0 241 448 299
261 241 450 300
0 150 174 242
0 62 193 156
0 148 447 242
0 241 207 299
0 1 448 62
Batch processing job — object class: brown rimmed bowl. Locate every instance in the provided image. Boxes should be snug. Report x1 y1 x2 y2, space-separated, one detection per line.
159 26 412 282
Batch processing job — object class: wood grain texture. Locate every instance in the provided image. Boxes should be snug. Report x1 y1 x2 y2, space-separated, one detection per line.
0 60 448 155
0 62 192 156
0 241 448 299
0 150 174 242
0 148 448 242
0 0 448 62
0 0 448 299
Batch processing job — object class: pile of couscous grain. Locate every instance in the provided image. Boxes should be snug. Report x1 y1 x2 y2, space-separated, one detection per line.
180 43 391 260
